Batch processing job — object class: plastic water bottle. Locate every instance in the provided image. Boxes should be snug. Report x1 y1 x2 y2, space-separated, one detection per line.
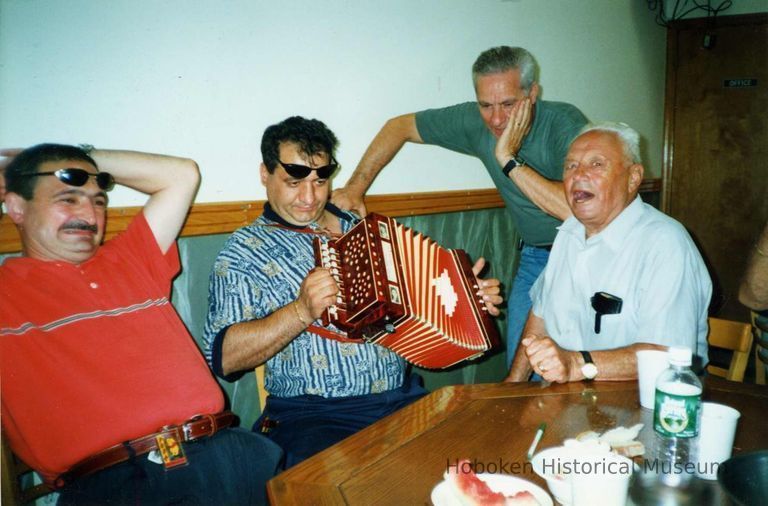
652 346 702 487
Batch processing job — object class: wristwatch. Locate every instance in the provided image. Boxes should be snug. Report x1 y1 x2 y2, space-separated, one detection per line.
502 155 526 178
580 350 598 380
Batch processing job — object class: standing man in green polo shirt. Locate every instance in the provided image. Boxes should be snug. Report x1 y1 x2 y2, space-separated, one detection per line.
332 46 588 371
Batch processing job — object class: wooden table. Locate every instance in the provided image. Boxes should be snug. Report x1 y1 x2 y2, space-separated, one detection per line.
267 377 768 505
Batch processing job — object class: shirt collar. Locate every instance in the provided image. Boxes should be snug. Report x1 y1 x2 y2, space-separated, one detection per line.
262 201 353 229
595 195 644 250
558 195 644 250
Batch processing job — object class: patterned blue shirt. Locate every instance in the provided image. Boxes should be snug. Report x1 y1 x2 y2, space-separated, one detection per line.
203 203 407 398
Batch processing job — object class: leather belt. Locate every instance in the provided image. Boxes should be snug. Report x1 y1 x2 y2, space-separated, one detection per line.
51 411 236 489
517 239 553 252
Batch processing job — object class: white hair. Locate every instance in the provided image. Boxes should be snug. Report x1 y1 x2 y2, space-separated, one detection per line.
578 122 642 164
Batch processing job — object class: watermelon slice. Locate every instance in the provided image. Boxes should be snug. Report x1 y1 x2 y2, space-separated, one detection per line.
443 459 541 505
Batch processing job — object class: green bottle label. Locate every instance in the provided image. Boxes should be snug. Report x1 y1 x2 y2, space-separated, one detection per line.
653 386 701 438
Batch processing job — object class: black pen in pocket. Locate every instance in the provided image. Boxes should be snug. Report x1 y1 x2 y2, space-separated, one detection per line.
591 292 623 333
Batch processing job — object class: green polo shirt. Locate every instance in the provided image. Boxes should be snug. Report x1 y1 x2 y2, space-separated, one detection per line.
415 100 587 245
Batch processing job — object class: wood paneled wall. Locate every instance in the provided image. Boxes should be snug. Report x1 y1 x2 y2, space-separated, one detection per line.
0 180 661 254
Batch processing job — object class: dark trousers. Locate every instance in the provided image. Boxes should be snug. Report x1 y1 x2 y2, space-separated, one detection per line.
255 374 427 469
57 428 282 506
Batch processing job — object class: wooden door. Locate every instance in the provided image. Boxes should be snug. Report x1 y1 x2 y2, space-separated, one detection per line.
663 14 768 323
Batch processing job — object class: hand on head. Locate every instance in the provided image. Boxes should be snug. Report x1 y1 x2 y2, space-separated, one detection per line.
494 98 533 165
0 149 24 218
0 148 23 163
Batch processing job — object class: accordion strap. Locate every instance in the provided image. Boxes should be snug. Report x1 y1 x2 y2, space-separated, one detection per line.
253 222 341 239
307 324 362 343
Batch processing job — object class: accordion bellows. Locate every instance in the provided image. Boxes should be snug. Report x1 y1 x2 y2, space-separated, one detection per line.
313 213 499 369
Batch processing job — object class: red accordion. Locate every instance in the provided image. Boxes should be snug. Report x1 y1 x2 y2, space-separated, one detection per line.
313 213 499 369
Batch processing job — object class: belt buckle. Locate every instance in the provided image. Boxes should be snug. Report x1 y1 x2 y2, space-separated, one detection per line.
183 423 193 441
183 413 217 442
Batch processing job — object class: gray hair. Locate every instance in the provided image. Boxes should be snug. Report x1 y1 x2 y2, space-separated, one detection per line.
471 46 538 91
579 122 642 165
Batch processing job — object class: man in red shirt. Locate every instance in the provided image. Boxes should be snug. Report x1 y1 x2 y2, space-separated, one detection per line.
0 144 281 505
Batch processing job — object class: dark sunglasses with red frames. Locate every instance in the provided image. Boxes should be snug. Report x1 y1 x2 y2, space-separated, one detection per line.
20 168 115 191
278 157 339 180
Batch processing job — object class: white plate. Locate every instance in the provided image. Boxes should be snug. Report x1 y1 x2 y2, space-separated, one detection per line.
431 473 553 506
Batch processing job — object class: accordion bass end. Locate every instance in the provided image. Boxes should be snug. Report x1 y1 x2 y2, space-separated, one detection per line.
313 213 500 369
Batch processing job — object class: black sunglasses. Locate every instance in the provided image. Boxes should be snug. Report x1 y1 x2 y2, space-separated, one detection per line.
22 168 115 191
590 292 623 334
278 157 338 180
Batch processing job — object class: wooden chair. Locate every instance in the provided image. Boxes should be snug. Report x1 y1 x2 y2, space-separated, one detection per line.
706 317 753 382
753 311 768 386
254 364 267 412
1 433 53 505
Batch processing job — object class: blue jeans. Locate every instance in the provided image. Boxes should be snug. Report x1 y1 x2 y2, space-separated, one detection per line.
506 245 550 370
57 428 282 506
256 374 427 469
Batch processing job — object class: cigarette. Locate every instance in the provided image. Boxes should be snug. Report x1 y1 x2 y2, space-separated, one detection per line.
526 423 547 460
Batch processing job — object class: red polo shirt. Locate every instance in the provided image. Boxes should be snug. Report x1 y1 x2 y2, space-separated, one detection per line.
0 213 224 481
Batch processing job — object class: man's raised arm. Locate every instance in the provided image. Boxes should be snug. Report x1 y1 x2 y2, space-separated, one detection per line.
91 149 200 253
494 100 571 221
332 113 422 217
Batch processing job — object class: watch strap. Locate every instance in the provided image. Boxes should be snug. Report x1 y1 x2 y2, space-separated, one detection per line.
502 156 525 178
580 350 594 365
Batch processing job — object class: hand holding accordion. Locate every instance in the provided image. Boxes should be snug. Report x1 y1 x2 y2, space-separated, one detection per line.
312 213 500 369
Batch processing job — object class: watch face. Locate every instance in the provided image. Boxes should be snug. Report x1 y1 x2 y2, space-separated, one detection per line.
582 363 598 380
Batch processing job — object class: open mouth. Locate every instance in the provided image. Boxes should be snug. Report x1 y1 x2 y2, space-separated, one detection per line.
571 190 594 203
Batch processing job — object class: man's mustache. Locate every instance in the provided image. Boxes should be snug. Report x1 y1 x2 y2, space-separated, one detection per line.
61 221 98 233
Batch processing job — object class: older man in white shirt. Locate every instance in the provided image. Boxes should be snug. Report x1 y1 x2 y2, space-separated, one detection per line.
506 122 711 383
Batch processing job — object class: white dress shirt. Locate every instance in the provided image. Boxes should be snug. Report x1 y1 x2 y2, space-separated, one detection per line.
531 197 711 365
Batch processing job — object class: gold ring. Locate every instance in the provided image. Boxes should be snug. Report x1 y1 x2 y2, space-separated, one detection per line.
538 361 547 373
